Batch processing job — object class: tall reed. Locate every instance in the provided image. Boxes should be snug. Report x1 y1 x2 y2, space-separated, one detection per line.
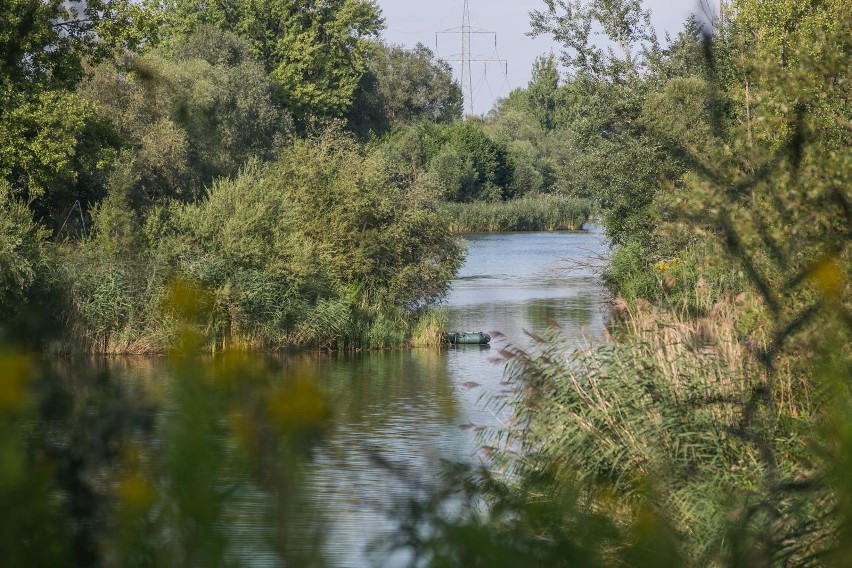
440 195 592 233
498 289 824 565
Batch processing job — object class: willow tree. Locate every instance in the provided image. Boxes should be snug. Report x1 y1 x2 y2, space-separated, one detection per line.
158 0 384 124
529 0 658 80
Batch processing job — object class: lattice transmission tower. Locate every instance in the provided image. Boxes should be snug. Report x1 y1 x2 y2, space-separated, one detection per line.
436 0 507 116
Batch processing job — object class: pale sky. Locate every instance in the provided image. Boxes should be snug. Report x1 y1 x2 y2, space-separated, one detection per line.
376 0 713 114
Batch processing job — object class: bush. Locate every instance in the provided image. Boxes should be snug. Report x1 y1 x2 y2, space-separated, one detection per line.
59 130 465 353
0 183 47 316
0 182 62 346
426 145 480 202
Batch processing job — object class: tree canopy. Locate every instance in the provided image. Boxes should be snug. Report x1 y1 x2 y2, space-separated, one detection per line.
158 0 384 123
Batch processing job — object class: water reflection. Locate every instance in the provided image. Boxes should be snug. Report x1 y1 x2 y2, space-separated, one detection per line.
4 230 608 567
445 230 608 346
523 296 597 333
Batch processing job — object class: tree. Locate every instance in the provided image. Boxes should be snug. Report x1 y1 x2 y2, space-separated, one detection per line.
1 0 156 92
369 42 462 125
346 42 462 138
159 0 384 124
731 0 849 147
445 121 514 201
0 0 157 221
78 27 293 204
426 146 480 202
529 0 658 80
527 55 560 130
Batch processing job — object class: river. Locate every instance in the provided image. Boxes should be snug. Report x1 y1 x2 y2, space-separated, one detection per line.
309 229 609 566
13 229 608 567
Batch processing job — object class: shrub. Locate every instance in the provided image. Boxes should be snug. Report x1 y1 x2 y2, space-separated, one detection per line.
0 183 47 316
60 130 465 353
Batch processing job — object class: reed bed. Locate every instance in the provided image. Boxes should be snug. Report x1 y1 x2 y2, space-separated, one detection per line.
409 308 449 348
440 195 592 233
498 286 817 564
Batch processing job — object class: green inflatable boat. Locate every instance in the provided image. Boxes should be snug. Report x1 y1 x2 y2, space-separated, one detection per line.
446 331 491 345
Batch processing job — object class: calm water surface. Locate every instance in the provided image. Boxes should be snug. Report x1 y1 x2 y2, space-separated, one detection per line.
33 230 608 566
311 229 609 566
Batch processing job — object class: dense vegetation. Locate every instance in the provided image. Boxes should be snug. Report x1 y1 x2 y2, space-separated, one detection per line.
2 0 849 566
388 0 852 566
0 0 593 353
440 195 590 233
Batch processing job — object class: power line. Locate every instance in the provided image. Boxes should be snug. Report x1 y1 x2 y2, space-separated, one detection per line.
435 0 507 116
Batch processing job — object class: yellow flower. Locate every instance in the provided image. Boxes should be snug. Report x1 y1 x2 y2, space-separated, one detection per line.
809 256 843 297
117 472 155 510
0 351 32 412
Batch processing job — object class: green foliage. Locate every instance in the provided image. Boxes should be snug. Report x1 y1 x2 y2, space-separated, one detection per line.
731 0 849 148
88 156 145 258
526 54 561 130
0 90 93 202
529 0 658 79
490 6 725 249
0 182 47 318
490 296 842 566
506 141 545 197
484 103 559 195
56 129 465 353
641 76 716 150
426 146 480 202
266 131 464 311
78 28 293 204
350 42 462 133
361 2 852 566
484 30 697 229
604 240 747 314
380 120 516 202
0 0 159 218
414 1 851 565
0 0 157 92
159 0 384 124
602 241 656 301
440 195 591 233
446 121 514 200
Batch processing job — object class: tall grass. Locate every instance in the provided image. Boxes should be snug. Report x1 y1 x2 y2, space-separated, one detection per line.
486 287 827 566
409 308 449 348
440 195 592 233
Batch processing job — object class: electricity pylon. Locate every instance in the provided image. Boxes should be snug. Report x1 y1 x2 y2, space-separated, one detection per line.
436 0 507 115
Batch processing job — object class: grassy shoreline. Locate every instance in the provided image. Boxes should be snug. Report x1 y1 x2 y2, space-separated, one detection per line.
439 195 592 233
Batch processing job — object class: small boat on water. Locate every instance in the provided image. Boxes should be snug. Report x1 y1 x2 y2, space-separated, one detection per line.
446 331 491 345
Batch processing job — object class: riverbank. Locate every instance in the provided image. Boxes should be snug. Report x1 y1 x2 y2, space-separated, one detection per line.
439 195 592 233
0 230 608 567
2 135 465 355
